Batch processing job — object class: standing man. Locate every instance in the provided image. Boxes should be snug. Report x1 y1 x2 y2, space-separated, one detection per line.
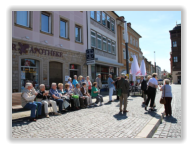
117 73 129 112
108 74 115 102
114 76 120 100
96 74 102 91
140 76 147 104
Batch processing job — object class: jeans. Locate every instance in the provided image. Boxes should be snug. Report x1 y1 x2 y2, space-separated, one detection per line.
109 87 114 101
24 102 42 118
53 99 63 112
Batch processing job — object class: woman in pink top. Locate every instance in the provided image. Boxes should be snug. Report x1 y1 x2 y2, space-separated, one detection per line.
84 76 92 94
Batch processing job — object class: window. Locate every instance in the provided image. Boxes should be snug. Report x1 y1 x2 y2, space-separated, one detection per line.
102 12 106 26
130 36 132 44
20 59 40 92
60 19 68 38
136 40 138 47
107 16 110 29
111 19 115 32
123 31 125 40
133 38 135 46
174 57 178 62
173 41 177 47
102 36 107 51
108 39 111 53
123 49 126 59
41 12 51 33
97 11 101 23
91 11 95 19
16 11 29 27
91 31 96 47
112 41 115 54
97 34 102 50
75 25 82 42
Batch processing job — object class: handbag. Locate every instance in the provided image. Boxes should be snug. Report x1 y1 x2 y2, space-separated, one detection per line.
71 95 79 99
160 85 166 104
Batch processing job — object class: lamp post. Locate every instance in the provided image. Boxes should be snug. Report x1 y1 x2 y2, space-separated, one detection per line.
124 21 129 77
154 51 156 73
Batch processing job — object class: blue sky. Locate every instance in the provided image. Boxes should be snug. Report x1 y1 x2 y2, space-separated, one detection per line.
115 11 181 73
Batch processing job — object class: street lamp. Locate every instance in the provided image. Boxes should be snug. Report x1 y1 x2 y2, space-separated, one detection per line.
124 21 129 77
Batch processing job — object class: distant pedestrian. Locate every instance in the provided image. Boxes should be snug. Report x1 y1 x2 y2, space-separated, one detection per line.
117 73 129 112
108 74 115 102
140 76 147 104
114 76 120 100
145 73 158 111
96 74 102 90
160 79 172 117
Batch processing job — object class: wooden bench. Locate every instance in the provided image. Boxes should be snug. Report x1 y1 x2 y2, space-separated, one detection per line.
12 92 23 110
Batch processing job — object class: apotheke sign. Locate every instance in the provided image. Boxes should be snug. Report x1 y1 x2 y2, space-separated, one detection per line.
12 42 63 57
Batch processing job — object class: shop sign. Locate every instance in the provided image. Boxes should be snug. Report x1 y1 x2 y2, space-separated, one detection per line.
25 60 30 66
71 64 75 69
87 60 95 65
12 42 63 57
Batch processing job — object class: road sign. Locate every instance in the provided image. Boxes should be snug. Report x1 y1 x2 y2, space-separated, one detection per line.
87 60 95 65
86 48 95 61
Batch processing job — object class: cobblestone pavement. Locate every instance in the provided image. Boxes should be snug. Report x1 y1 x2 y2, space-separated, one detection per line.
153 84 181 138
12 90 163 138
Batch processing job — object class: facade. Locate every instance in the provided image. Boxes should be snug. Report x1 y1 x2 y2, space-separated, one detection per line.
169 23 181 84
12 11 87 92
156 65 161 79
87 11 123 85
116 16 142 80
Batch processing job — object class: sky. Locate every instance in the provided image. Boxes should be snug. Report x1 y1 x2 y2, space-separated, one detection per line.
115 11 181 73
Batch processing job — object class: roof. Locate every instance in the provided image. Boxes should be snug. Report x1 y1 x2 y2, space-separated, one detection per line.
112 11 119 18
173 24 181 30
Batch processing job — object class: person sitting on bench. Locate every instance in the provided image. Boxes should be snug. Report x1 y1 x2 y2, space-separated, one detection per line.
36 84 61 118
49 83 64 113
21 83 42 122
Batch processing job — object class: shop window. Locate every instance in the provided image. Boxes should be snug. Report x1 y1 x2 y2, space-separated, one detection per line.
20 59 40 92
70 64 81 80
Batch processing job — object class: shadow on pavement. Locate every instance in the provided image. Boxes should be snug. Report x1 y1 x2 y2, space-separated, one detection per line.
144 110 160 118
113 112 128 120
164 116 177 123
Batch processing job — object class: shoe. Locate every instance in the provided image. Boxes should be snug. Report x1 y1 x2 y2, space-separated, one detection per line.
54 112 61 116
109 100 112 103
145 106 147 111
123 110 129 112
45 114 50 118
36 116 43 119
150 108 156 111
100 103 103 106
29 118 36 122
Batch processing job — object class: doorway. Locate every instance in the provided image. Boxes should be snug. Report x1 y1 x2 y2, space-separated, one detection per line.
49 62 63 87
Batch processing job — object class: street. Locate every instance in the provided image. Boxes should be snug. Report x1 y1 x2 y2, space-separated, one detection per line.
12 89 163 138
153 84 181 138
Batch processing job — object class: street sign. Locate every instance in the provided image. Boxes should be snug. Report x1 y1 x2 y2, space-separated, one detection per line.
87 60 95 65
126 74 129 78
86 48 95 61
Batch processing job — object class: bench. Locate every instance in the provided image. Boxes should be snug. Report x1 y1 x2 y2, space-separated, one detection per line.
12 92 23 110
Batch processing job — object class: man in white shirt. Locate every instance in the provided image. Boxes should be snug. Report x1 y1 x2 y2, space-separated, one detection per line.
145 73 158 111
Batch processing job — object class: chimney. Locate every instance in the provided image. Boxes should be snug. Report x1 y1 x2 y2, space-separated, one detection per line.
118 16 124 21
127 22 131 27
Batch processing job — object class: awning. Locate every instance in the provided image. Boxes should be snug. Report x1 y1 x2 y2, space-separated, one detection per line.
93 56 124 67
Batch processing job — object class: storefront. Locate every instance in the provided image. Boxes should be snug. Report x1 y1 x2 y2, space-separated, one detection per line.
12 39 87 92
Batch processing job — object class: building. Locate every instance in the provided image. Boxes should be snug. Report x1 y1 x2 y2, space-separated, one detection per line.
116 16 142 80
161 70 169 80
87 11 123 85
169 23 181 84
156 65 161 79
12 11 88 92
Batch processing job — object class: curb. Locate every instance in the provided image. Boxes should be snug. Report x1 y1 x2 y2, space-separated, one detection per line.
135 105 165 138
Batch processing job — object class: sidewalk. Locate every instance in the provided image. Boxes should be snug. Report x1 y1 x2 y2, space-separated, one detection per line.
12 91 164 138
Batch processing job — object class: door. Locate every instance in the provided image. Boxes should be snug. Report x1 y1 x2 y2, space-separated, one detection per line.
49 62 63 86
70 70 78 80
